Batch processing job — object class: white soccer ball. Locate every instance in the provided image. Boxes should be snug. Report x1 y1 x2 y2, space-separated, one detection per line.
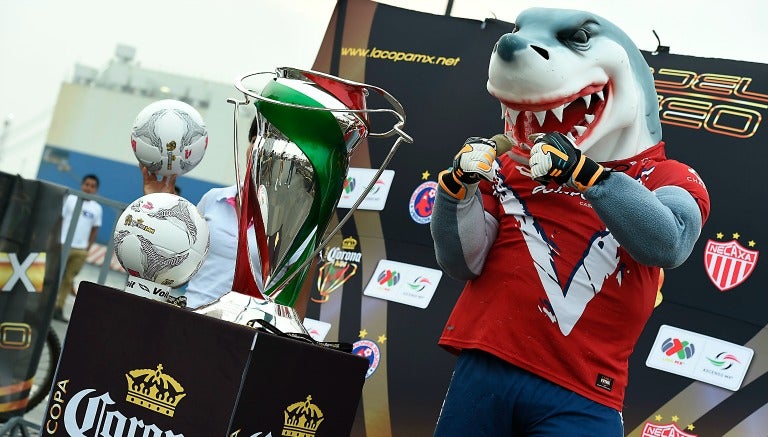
130 99 208 176
113 193 210 287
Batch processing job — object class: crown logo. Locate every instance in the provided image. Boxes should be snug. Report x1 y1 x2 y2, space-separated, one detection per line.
282 395 324 437
342 236 358 251
125 364 186 417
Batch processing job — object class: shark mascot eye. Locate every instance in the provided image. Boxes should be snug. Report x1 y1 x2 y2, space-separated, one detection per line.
568 28 590 45
431 7 711 436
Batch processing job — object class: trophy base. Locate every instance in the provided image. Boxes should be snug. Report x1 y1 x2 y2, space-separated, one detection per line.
191 291 309 336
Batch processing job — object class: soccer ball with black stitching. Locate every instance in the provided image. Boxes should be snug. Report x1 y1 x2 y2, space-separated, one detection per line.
131 99 208 176
113 193 210 289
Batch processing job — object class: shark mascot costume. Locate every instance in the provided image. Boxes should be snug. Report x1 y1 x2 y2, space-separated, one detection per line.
431 8 710 436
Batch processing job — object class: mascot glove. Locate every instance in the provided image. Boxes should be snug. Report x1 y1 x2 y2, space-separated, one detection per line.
439 137 497 200
528 132 608 191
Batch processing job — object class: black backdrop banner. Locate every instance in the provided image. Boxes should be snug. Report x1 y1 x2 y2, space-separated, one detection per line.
0 172 64 419
306 1 768 435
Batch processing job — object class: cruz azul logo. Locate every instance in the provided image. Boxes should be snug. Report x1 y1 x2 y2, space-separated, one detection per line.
704 232 758 291
661 337 695 364
312 236 361 303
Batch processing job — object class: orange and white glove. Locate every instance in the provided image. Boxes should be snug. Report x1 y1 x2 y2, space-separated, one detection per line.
528 132 608 191
438 137 497 200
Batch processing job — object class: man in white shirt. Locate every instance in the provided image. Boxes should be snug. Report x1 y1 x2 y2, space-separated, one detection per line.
55 174 103 321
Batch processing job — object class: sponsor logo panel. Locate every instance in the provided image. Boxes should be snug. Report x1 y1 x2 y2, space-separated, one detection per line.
337 168 396 211
645 325 753 391
363 259 442 309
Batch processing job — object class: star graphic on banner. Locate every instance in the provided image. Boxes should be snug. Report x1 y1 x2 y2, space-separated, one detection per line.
733 232 740 239
749 240 756 247
655 414 663 421
422 170 431 180
359 329 368 339
672 415 679 422
378 334 387 344
687 424 695 431
716 232 724 239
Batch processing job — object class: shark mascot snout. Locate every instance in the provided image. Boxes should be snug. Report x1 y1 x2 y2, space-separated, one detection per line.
431 8 711 436
488 8 661 163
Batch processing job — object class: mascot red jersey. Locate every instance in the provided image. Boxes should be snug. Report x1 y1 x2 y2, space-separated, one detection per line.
431 8 710 436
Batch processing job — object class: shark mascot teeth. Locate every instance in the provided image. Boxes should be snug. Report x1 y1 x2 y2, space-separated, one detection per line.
487 8 661 163
431 8 711 436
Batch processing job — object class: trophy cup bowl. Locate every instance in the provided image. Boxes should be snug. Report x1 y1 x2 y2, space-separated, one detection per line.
193 67 412 336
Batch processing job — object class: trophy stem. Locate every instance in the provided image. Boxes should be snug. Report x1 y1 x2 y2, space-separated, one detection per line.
193 291 310 336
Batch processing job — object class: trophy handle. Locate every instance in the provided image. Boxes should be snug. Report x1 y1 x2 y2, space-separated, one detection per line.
234 68 412 140
223 95 271 300
231 151 272 300
225 94 249 225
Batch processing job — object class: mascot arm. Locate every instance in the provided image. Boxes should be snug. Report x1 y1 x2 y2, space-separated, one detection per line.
430 186 499 281
584 172 702 268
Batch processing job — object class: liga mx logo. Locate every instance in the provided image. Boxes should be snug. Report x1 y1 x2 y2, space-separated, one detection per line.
377 269 400 289
343 176 355 194
704 237 758 291
662 337 695 361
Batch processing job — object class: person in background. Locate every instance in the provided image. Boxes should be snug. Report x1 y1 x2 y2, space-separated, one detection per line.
54 174 103 322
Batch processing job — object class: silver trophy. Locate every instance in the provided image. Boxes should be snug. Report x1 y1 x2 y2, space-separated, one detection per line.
194 67 411 335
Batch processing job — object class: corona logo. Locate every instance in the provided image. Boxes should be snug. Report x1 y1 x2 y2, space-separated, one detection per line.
342 236 358 251
125 364 186 417
312 236 362 303
282 395 324 437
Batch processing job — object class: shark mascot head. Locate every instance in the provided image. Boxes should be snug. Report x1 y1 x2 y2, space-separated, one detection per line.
488 8 661 163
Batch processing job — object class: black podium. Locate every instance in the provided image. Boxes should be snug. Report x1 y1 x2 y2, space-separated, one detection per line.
38 282 368 436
